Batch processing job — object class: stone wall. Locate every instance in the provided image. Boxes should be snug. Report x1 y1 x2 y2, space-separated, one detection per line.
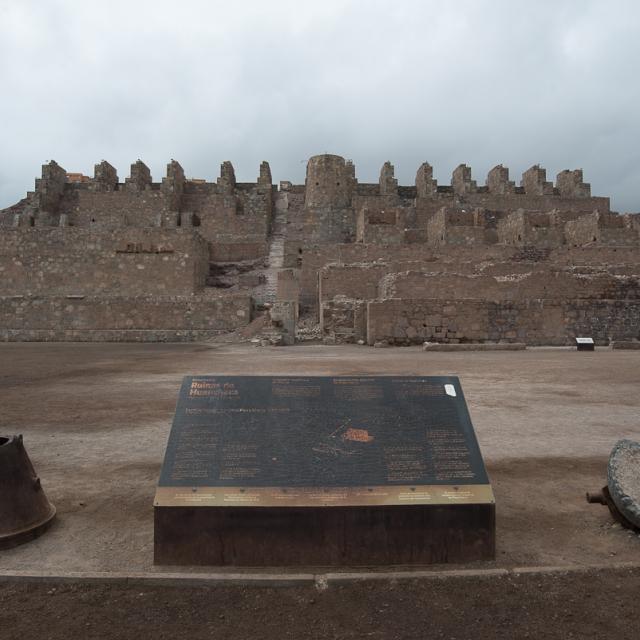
125 160 153 192
319 263 390 302
70 189 170 229
497 210 564 248
0 154 636 344
208 241 268 262
565 211 639 247
320 299 367 343
0 292 251 342
91 161 119 192
182 180 272 253
304 241 640 311
411 191 611 218
302 244 491 313
2 160 275 262
556 169 591 198
299 244 448 312
277 269 300 303
35 160 67 214
367 298 640 346
427 208 492 247
315 237 640 346
286 205 357 245
379 269 640 303
356 206 405 244
0 228 209 296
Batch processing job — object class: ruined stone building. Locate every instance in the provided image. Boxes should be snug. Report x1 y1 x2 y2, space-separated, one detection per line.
1 154 639 345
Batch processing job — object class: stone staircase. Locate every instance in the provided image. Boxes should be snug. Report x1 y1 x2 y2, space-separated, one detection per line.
260 191 288 303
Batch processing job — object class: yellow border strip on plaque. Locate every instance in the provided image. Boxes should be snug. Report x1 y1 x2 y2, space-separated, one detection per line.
154 484 495 508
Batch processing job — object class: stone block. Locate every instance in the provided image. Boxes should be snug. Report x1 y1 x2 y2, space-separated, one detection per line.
270 301 297 346
611 341 640 350
607 439 640 528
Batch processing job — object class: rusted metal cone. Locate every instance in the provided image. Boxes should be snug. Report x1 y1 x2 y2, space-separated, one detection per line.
0 435 56 549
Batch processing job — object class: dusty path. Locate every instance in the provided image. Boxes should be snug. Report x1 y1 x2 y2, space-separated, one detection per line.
0 343 639 575
1 566 639 640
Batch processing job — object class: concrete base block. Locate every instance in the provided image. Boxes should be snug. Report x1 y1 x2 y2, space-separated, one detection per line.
611 341 640 350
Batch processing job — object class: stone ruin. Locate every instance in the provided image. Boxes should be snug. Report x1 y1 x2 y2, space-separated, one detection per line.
0 154 639 345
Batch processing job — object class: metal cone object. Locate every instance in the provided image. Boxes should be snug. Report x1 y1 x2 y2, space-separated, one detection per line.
0 435 56 549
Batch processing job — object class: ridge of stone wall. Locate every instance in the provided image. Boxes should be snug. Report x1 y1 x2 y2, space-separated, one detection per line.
0 154 638 344
0 292 251 342
0 228 209 296
366 298 640 346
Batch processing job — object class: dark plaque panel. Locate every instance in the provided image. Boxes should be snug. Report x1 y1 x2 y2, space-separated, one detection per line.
154 376 495 565
576 337 595 351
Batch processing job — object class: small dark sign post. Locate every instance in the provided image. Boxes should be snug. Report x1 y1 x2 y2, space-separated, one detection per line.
154 376 495 566
576 337 595 351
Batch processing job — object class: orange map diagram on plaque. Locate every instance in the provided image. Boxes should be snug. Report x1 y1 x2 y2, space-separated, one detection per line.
341 427 374 443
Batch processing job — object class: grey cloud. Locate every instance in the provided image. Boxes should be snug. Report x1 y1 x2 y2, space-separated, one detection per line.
1 0 639 210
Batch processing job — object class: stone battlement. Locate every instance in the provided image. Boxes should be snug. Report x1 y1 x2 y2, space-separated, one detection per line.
0 154 638 345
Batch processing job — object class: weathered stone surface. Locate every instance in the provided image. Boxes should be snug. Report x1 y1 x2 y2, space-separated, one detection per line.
270 301 297 346
607 439 640 528
0 228 209 296
0 293 251 342
0 154 638 344
612 341 640 350
423 342 526 352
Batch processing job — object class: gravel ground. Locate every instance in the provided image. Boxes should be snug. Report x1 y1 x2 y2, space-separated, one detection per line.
1 343 639 574
1 567 639 640
0 343 639 637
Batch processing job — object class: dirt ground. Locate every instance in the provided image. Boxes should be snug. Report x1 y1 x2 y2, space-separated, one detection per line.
0 343 639 573
0 343 639 638
1 566 639 640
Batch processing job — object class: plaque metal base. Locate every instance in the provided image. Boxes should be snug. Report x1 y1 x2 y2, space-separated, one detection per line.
154 503 495 566
154 376 496 566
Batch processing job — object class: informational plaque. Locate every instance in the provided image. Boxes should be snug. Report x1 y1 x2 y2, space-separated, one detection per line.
154 376 495 566
576 337 595 351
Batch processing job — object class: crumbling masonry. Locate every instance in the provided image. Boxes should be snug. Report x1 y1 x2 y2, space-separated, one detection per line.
1 155 639 345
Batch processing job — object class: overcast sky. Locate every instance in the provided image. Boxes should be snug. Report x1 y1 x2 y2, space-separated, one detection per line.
1 0 639 211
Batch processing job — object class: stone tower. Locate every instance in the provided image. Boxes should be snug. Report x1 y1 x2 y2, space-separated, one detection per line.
304 154 355 209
